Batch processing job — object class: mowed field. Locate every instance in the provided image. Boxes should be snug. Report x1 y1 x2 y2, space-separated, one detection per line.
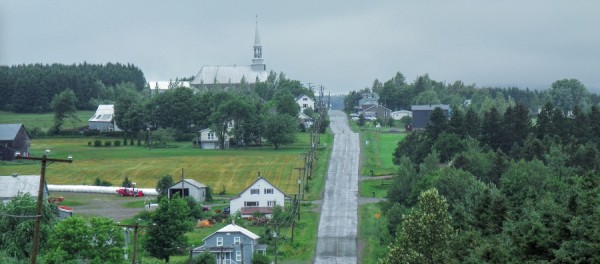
0 136 313 195
0 110 94 131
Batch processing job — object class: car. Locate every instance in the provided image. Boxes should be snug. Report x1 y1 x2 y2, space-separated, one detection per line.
223 206 230 215
116 187 144 197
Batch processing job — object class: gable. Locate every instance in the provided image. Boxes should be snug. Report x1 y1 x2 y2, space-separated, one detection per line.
234 177 287 199
0 124 28 141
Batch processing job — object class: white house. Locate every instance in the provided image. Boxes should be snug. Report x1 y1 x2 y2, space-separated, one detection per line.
198 121 234 149
296 94 315 113
391 110 413 120
88 105 121 131
168 179 208 203
230 177 287 218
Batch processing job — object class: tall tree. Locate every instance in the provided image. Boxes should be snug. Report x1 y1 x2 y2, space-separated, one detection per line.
50 89 79 134
549 79 589 113
262 113 297 150
144 196 194 263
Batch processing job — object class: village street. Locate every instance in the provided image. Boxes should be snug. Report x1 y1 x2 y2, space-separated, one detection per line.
315 110 360 263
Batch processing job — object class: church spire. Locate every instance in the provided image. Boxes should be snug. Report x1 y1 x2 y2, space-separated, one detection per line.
252 15 265 70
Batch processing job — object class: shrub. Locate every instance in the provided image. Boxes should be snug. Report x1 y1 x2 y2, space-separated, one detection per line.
114 140 121 146
94 140 102 147
130 139 134 146
88 141 92 146
104 141 112 147
93 177 112 186
123 138 128 146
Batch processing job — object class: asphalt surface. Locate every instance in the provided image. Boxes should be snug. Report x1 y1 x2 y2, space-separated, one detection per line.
315 110 360 264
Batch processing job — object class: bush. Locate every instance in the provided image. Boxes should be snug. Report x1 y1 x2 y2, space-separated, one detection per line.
104 141 111 147
93 177 112 186
130 139 134 146
114 140 121 146
94 140 102 147
88 141 92 146
123 138 128 146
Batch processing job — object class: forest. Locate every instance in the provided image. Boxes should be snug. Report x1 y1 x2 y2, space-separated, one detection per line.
347 73 600 263
0 63 146 112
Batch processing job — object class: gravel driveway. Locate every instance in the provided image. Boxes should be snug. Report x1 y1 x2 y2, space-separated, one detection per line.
53 192 152 221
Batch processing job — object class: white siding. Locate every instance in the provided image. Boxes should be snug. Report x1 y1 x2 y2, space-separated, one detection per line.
230 178 286 215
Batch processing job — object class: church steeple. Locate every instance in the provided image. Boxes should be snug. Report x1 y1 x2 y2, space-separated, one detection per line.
252 15 265 71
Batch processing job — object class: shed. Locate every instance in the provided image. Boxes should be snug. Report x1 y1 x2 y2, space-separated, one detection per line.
169 179 208 203
0 124 30 161
88 105 121 131
0 175 48 204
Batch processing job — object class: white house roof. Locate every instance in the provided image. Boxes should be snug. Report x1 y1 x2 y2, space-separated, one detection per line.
206 223 260 240
88 105 115 122
0 124 26 141
171 179 207 189
0 175 45 200
191 65 268 86
392 110 412 114
411 104 450 111
232 177 288 199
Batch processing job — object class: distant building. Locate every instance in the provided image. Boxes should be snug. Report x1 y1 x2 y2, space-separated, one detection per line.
191 21 268 91
411 104 450 130
391 110 412 120
198 121 234 149
88 105 121 131
0 175 48 204
357 92 379 111
0 124 30 161
230 176 287 218
192 222 266 263
360 105 392 122
148 80 191 94
168 179 208 203
296 94 315 113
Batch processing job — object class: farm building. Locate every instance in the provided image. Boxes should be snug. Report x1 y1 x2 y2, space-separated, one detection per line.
411 104 450 130
360 105 392 122
230 176 287 218
391 110 412 120
192 222 266 263
0 123 30 161
0 174 47 204
168 179 208 203
88 105 121 131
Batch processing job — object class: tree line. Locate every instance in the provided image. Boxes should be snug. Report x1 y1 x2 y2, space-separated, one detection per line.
0 62 146 113
378 102 600 262
114 71 320 149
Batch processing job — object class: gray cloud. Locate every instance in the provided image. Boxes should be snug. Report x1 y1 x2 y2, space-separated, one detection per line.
1 0 599 94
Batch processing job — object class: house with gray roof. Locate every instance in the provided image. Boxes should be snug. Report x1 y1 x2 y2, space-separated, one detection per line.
0 175 47 204
168 179 208 203
192 222 266 264
191 22 268 91
88 105 121 132
0 124 30 161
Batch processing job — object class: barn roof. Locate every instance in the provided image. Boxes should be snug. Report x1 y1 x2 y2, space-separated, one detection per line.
0 124 26 141
0 175 46 201
171 179 207 189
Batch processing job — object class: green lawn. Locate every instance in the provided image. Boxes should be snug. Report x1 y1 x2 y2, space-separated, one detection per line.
358 203 387 264
0 110 94 131
360 130 404 176
359 179 391 198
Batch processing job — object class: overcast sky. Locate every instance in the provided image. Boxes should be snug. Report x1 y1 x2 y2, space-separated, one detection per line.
1 1 599 94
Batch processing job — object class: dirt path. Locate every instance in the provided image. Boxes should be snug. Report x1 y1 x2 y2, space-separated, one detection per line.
54 192 151 221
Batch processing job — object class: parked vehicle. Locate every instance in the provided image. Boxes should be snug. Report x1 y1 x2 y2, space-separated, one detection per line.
116 187 144 197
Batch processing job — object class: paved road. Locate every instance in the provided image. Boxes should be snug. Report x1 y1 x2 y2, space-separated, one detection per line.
315 110 360 264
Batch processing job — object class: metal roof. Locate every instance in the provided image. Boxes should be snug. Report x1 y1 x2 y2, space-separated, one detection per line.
171 179 207 189
0 175 45 200
190 65 268 85
0 124 25 141
205 223 260 240
411 104 450 111
88 105 115 122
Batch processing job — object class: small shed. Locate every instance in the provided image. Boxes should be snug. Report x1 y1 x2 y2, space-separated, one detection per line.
0 124 30 161
169 179 208 203
0 174 48 204
88 105 121 131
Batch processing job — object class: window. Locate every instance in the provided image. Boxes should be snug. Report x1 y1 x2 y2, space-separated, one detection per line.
264 188 274 194
234 237 240 245
236 251 242 261
216 237 223 246
244 201 258 207
250 189 259 195
303 104 308 108
268 200 276 207
208 132 215 140
303 97 308 101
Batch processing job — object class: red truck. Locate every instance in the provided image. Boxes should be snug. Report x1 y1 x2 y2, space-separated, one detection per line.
116 187 144 197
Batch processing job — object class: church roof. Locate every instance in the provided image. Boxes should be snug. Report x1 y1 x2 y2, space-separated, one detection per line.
190 65 268 86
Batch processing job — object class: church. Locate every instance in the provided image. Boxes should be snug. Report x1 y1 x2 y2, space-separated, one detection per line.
191 21 268 91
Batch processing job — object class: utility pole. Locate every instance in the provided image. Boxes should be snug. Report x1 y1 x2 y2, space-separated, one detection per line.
181 168 184 198
117 222 152 264
17 154 72 264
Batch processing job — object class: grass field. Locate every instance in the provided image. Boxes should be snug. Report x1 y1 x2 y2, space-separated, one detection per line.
0 110 94 131
360 129 404 176
358 203 387 264
0 133 329 196
359 179 391 198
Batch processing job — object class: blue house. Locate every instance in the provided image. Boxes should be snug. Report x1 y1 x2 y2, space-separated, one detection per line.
192 222 266 264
